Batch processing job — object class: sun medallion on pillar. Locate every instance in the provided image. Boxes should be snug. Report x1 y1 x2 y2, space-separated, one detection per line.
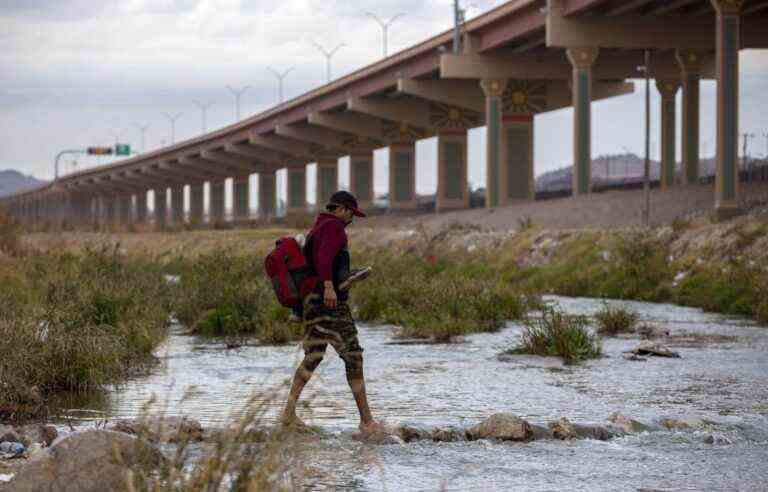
383 121 426 143
502 81 547 115
429 103 481 129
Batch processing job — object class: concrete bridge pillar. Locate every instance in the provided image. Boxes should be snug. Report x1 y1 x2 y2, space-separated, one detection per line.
657 80 681 190
316 159 338 208
233 176 250 221
171 185 184 225
117 195 132 224
481 79 507 208
210 180 225 223
104 196 116 224
259 171 277 217
350 152 374 210
712 0 742 219
436 129 469 211
136 191 148 223
286 166 307 215
567 47 600 196
676 50 703 186
189 183 204 225
154 188 167 228
388 142 417 211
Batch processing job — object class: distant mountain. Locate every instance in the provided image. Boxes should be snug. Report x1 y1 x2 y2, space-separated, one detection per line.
0 169 47 198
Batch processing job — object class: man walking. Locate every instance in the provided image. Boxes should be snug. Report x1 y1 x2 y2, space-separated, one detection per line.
281 191 381 435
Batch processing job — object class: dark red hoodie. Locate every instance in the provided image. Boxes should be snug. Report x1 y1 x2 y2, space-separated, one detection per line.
304 213 351 299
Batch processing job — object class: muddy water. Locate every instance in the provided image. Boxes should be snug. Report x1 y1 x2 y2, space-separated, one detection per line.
80 297 768 490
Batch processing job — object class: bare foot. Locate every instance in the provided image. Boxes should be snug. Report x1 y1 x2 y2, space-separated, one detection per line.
281 414 309 430
358 420 387 436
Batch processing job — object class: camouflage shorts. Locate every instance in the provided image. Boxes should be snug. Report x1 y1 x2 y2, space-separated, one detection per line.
302 294 363 362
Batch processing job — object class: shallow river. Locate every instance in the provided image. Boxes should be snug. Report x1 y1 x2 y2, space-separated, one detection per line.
72 297 768 491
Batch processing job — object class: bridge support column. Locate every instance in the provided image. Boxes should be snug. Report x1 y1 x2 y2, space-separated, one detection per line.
210 181 225 223
677 50 703 186
233 176 250 221
388 142 417 211
657 80 681 190
503 113 535 203
136 191 148 223
567 47 599 196
481 79 507 208
712 0 742 219
316 159 338 208
189 183 204 225
350 152 374 210
258 171 277 218
154 188 167 228
286 166 307 215
104 196 116 225
171 185 184 225
118 195 132 224
436 130 469 211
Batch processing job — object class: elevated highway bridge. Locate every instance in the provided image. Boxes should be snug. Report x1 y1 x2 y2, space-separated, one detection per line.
2 0 765 226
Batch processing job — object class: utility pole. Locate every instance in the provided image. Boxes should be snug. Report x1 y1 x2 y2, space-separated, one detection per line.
641 50 652 227
162 112 183 145
366 12 406 57
312 41 345 83
226 85 251 121
267 67 295 103
192 100 214 133
453 0 465 54
742 132 756 182
133 123 149 153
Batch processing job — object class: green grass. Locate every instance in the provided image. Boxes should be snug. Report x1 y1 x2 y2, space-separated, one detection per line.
594 304 640 336
506 305 602 363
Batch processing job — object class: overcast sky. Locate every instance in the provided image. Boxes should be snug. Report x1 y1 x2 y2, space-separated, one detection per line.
1 0 767 199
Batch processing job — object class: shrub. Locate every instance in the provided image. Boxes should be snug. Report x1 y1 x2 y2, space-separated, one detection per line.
0 210 22 256
171 250 296 341
594 303 639 336
506 306 602 363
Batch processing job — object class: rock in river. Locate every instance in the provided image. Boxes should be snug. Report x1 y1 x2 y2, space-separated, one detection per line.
466 413 533 442
1 430 163 492
110 415 204 444
625 342 681 358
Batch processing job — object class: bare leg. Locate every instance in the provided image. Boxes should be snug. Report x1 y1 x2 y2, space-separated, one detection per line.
281 352 322 427
348 377 374 427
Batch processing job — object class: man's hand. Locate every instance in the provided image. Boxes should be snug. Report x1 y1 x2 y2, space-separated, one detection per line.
323 281 337 308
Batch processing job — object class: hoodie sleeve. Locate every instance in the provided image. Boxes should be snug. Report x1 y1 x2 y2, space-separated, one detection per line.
315 221 347 282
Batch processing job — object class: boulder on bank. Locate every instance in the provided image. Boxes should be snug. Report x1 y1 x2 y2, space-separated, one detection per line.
431 426 466 443
466 413 533 442
607 413 654 434
2 430 163 492
110 415 204 444
549 418 577 440
626 342 681 358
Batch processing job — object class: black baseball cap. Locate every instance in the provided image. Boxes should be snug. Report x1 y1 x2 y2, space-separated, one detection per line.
329 191 366 217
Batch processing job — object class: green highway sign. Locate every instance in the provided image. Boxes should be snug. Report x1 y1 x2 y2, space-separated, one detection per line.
115 143 131 156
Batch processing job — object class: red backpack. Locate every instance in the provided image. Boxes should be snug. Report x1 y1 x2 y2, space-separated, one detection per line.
264 236 317 308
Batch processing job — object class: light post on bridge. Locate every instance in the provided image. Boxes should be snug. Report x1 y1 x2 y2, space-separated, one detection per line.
365 12 406 58
162 112 183 145
134 123 150 153
267 67 295 104
226 86 251 122
311 41 345 83
193 100 214 133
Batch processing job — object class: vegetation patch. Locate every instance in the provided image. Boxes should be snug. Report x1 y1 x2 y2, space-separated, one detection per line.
505 306 602 363
594 304 640 336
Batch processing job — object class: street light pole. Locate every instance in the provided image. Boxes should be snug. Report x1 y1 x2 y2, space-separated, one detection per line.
267 67 295 103
312 41 346 83
641 50 652 227
162 112 183 145
192 100 214 133
133 123 149 153
365 12 406 57
453 0 465 54
226 86 251 121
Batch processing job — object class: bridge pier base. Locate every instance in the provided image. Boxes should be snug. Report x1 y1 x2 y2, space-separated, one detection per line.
154 188 167 229
388 142 417 211
567 47 599 196
259 171 277 218
657 80 681 190
136 191 148 224
170 185 184 225
713 0 742 219
117 195 132 224
210 181 225 224
233 176 250 221
189 183 204 226
316 159 338 208
286 166 307 215
350 152 374 210
436 129 469 211
677 50 703 186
